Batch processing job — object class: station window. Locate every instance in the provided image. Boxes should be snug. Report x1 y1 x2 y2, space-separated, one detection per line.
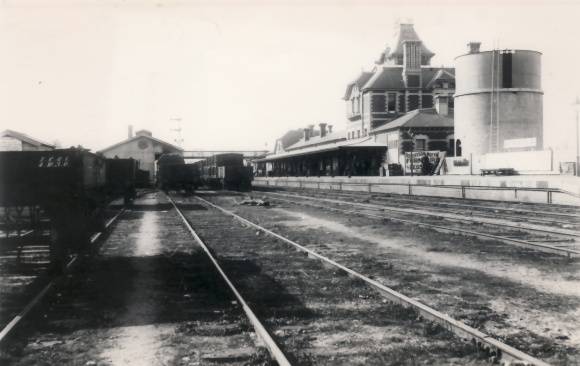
357 130 361 138
415 138 426 151
422 95 433 108
371 94 386 112
408 95 419 111
387 93 397 113
398 94 406 113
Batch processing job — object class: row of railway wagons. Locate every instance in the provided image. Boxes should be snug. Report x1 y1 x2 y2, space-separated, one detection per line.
156 153 252 192
0 148 149 271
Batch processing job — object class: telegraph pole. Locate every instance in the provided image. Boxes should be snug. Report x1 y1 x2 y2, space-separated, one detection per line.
575 97 580 176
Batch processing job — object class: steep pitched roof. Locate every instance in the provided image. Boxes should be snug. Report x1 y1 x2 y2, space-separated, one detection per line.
423 68 455 88
98 134 183 154
343 72 374 100
371 108 454 134
388 23 434 58
0 129 55 149
362 67 455 91
363 67 405 91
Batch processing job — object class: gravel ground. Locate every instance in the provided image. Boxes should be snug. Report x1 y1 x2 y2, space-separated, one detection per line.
176 192 494 365
203 190 580 365
0 192 269 366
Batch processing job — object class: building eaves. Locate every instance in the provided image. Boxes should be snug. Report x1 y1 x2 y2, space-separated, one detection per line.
370 108 454 134
98 135 183 154
285 130 345 151
0 129 55 148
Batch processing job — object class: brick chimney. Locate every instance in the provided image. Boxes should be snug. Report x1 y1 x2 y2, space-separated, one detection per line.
327 125 333 134
467 42 481 54
303 128 310 141
319 123 327 138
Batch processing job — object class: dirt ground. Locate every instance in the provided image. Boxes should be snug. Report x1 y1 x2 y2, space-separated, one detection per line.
208 191 580 366
177 192 490 365
1 193 269 366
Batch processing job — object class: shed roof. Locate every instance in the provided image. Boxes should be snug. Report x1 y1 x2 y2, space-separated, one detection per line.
257 137 386 162
0 129 55 149
285 129 345 151
98 134 183 154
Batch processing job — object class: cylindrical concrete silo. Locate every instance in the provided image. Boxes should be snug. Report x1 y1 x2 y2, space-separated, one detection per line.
454 44 543 158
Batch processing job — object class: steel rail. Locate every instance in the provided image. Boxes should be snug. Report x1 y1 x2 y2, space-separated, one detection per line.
311 189 580 221
265 191 580 239
194 195 551 366
267 194 580 258
166 195 291 366
0 209 125 344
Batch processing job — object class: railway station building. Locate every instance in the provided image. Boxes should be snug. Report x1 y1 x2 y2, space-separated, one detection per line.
258 23 455 177
98 129 182 183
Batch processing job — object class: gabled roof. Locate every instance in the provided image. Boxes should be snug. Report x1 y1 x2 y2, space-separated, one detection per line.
343 72 374 100
98 134 183 154
424 68 455 89
371 108 454 134
0 129 55 148
285 129 345 151
388 23 434 59
362 67 455 91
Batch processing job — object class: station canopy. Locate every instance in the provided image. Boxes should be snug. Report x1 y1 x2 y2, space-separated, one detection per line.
256 137 387 162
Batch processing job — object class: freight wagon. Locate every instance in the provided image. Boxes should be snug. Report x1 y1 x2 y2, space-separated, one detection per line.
0 148 109 272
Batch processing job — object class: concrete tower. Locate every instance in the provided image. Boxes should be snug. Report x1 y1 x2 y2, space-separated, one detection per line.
454 43 543 157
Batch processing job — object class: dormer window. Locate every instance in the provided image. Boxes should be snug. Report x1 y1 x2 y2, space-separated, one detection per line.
443 81 449 89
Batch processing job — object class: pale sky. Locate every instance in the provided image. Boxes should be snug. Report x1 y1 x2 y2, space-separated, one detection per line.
0 0 579 158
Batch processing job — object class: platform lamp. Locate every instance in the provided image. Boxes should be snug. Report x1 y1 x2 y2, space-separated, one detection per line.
575 96 580 176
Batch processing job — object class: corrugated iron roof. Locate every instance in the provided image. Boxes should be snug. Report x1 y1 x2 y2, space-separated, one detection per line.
285 129 345 151
371 108 454 134
0 129 55 148
98 134 183 154
257 137 386 162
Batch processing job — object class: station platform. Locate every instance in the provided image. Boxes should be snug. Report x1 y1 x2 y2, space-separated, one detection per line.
252 175 580 206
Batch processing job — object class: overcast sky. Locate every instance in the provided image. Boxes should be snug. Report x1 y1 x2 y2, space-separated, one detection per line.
0 0 579 157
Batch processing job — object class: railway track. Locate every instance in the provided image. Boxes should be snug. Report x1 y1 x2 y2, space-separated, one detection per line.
0 208 124 344
256 190 580 258
257 187 580 230
170 192 550 365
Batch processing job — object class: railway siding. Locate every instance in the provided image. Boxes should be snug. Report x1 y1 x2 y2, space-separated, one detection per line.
173 193 495 365
1 193 269 366
201 191 579 365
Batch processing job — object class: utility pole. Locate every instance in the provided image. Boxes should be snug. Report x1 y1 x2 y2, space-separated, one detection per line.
170 117 184 148
574 97 580 176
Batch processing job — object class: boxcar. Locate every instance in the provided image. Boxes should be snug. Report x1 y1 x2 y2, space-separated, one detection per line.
157 153 200 192
0 148 108 271
105 158 138 202
198 153 252 190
